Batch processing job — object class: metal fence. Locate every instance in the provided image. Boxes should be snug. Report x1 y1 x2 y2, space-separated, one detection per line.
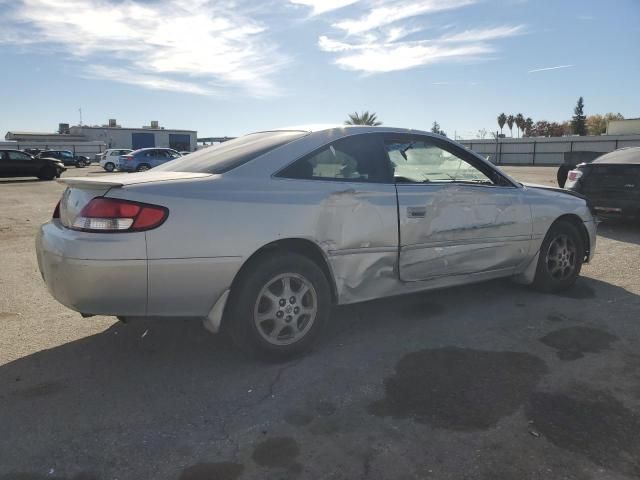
458 135 640 165
0 141 106 158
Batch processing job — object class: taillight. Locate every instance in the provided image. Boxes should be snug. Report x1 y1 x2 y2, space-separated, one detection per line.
70 198 168 233
123 155 133 161
52 200 60 219
567 170 583 182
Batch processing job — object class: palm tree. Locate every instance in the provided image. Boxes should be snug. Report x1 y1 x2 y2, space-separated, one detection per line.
506 114 515 137
515 113 525 138
524 117 534 137
497 113 507 135
344 111 382 126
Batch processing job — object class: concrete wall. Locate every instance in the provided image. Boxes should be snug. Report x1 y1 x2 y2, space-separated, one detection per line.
74 127 197 151
459 134 640 165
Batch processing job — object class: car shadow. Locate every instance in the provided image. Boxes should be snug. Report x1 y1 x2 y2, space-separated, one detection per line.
597 220 640 245
1 275 639 478
0 178 46 184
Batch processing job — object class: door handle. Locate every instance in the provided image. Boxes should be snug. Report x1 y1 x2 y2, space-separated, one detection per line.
407 206 426 218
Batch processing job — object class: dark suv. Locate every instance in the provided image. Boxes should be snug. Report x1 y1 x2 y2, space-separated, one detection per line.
36 150 90 168
0 149 66 180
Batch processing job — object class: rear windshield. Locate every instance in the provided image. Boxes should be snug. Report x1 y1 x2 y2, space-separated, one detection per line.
154 131 308 174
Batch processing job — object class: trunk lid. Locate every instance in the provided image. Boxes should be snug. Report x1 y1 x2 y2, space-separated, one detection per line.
580 164 640 201
56 171 211 228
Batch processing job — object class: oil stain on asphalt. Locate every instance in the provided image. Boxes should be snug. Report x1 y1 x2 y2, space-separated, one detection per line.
528 388 640 476
252 436 300 468
539 326 618 360
369 347 548 430
179 462 244 480
0 474 97 480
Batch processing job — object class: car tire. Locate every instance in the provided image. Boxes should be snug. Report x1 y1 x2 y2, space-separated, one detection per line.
557 165 571 188
228 252 331 359
136 164 151 172
532 220 584 293
104 162 115 172
38 166 56 181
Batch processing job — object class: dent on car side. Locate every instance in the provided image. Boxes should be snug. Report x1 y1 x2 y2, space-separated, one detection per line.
36 127 596 334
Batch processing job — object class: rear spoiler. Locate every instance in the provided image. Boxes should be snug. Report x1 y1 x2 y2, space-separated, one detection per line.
58 177 125 188
57 171 212 188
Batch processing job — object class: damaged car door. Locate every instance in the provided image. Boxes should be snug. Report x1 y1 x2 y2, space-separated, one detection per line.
388 134 532 282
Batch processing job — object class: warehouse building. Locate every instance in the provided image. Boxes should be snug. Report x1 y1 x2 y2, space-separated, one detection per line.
5 119 197 153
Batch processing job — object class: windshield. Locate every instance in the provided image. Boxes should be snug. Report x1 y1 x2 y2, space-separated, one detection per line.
155 131 308 174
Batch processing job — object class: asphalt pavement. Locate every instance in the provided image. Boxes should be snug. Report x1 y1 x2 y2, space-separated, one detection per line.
1 165 639 480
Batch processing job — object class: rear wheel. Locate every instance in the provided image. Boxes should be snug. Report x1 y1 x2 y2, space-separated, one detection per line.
104 162 115 172
38 166 56 181
136 163 151 172
533 220 584 292
228 253 330 359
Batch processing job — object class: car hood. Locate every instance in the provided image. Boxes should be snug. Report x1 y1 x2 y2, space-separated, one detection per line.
522 182 587 201
43 158 65 166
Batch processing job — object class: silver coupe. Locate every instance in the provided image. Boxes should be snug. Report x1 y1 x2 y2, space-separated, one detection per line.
36 126 597 357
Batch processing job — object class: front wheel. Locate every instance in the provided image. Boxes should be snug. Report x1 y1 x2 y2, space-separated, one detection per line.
533 220 584 292
228 253 331 359
38 166 56 181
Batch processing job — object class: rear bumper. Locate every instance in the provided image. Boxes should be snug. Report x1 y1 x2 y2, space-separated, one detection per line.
36 221 148 316
36 221 242 318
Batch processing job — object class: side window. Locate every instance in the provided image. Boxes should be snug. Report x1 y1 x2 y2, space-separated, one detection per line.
144 151 155 158
278 134 386 182
385 138 493 185
8 151 31 161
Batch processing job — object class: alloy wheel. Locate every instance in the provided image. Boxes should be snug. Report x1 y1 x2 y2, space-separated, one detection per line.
545 233 577 280
253 273 318 346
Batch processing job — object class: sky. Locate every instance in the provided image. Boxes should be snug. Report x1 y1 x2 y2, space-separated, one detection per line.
0 0 639 139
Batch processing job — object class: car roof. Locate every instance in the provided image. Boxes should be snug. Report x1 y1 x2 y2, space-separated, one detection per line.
593 147 640 165
255 124 437 136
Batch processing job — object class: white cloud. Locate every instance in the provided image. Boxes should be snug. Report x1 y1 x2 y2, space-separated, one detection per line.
289 0 361 15
333 0 476 35
439 25 525 43
84 65 213 96
1 0 287 97
316 0 522 74
331 42 493 73
528 64 574 73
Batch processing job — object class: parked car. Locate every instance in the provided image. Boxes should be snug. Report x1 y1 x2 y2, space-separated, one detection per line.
99 149 133 172
565 147 640 220
556 151 602 187
0 149 66 180
36 126 596 358
117 148 182 172
36 150 89 168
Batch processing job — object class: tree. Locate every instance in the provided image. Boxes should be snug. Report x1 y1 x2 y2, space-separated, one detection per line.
515 113 525 138
344 111 382 126
476 128 488 139
497 113 507 135
586 112 624 135
571 97 587 135
506 114 515 137
524 117 534 137
431 121 447 136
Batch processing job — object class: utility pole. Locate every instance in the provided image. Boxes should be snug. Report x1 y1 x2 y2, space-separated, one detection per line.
79 108 83 126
